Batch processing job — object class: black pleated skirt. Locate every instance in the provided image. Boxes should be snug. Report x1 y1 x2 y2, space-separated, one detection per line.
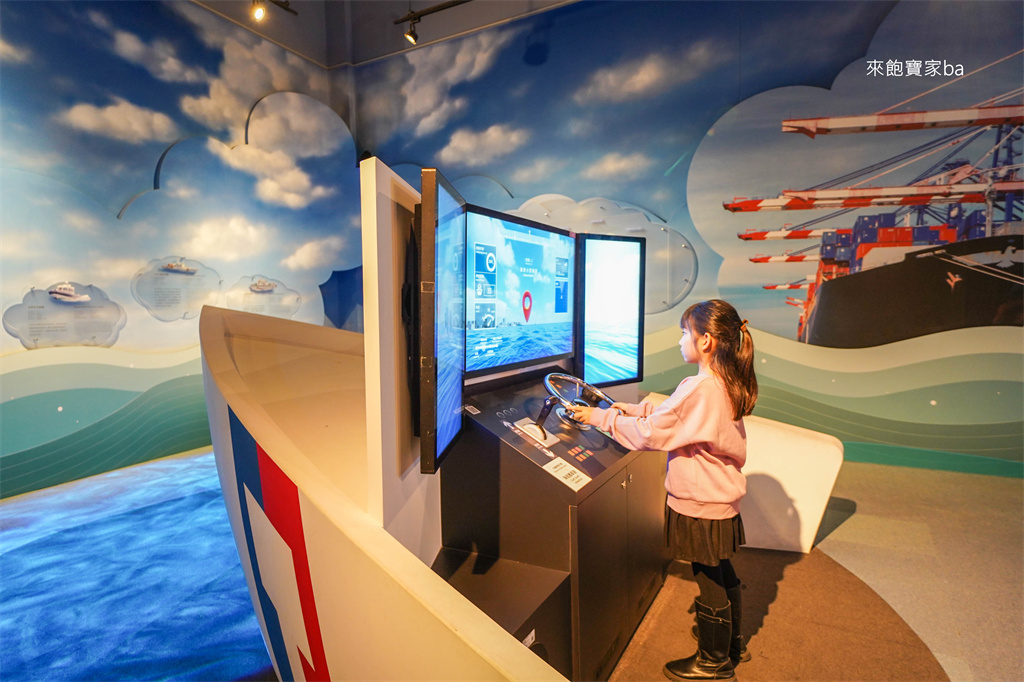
666 507 745 566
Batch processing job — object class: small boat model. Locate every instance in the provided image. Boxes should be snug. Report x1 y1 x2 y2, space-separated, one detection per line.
161 259 197 275
48 282 91 303
250 278 277 293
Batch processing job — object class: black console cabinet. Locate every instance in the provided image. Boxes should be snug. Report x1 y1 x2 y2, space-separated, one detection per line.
437 379 668 681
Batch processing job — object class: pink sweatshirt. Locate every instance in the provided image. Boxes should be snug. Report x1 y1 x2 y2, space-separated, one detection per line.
588 374 747 519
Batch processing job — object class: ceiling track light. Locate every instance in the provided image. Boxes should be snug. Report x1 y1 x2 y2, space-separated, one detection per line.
252 0 298 22
405 18 420 45
393 0 473 46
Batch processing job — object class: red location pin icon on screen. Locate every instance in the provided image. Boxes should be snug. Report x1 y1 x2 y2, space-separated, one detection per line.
522 291 532 322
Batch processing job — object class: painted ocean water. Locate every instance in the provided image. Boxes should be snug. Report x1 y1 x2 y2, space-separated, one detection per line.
0 451 270 682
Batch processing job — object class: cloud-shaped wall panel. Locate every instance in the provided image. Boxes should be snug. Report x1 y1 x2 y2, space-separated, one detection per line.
131 256 222 322
3 283 127 350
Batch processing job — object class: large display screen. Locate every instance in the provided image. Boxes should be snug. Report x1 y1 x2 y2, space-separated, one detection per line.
419 169 466 473
577 234 645 386
465 207 576 376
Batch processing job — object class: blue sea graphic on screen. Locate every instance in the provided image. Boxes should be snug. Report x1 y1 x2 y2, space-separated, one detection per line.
584 321 640 385
467 322 573 372
580 237 642 384
436 332 463 453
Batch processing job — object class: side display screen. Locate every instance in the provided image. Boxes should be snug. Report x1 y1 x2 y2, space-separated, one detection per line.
418 169 466 474
579 235 645 386
434 186 466 460
465 207 575 376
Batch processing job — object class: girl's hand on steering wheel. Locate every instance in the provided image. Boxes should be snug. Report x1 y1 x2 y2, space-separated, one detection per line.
567 405 595 424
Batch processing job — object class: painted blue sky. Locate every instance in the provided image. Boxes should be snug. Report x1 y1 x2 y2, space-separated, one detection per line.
1 1 358 352
2 0 1020 353
357 1 896 212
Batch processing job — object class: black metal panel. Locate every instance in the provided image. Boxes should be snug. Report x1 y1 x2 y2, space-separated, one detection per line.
437 377 670 681
575 474 630 682
626 453 670 628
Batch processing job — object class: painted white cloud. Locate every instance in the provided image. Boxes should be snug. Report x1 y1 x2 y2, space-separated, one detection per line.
414 97 469 139
566 118 599 138
93 257 148 281
58 97 180 144
0 144 63 173
402 28 521 137
0 231 34 258
63 210 103 234
581 152 654 181
256 172 334 209
438 124 530 167
163 179 199 200
176 215 274 262
207 140 335 209
88 10 209 84
281 236 345 271
113 31 209 83
573 40 729 105
180 37 328 141
512 158 568 184
357 27 520 145
247 93 347 158
0 38 30 63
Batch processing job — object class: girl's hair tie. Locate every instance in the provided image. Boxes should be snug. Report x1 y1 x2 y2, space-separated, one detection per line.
740 319 749 332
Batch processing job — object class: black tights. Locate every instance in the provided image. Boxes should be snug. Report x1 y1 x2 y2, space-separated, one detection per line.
691 560 740 609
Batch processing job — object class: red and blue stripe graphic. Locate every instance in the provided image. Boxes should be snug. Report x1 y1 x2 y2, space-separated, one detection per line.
229 409 331 681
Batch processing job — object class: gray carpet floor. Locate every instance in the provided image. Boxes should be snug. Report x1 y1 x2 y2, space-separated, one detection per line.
611 462 1023 682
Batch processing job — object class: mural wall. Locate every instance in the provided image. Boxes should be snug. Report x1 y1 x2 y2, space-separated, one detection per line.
352 0 1022 472
0 1 361 496
1 0 1021 497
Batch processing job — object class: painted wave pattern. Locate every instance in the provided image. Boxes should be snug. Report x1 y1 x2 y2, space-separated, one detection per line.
641 327 1023 468
0 375 211 499
1 388 142 455
2 348 202 398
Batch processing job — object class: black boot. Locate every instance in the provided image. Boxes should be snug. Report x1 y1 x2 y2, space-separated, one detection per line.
726 585 750 665
690 589 750 666
664 599 735 681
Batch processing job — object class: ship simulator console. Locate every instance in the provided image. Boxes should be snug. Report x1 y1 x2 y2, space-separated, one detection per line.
415 168 662 681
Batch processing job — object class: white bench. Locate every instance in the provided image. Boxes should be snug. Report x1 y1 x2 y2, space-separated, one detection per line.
741 415 844 553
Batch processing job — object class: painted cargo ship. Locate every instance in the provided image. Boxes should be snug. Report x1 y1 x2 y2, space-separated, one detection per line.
725 81 1024 348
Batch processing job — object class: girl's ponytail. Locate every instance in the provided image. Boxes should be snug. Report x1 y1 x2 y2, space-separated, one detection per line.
732 319 758 419
681 300 758 421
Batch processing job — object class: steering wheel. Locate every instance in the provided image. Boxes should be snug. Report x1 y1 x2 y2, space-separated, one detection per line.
543 373 614 429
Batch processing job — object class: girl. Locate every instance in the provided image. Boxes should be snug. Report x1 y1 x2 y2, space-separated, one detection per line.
568 299 757 682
